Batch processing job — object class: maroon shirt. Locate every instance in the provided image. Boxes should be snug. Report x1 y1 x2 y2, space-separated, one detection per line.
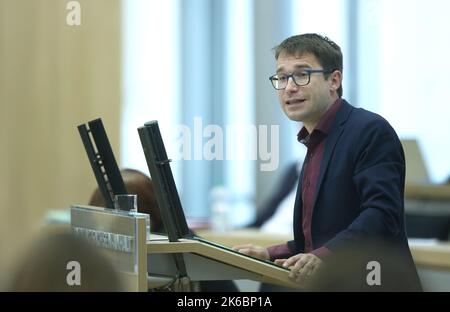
267 99 342 261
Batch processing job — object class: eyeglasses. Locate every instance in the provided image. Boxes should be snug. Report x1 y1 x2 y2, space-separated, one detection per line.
269 69 333 90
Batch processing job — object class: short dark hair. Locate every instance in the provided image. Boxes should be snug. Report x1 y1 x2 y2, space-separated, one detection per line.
273 33 343 97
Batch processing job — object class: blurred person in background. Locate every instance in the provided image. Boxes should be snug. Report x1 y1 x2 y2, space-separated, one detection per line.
89 168 164 233
9 229 122 292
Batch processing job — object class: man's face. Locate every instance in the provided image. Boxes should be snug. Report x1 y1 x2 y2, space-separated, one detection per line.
276 52 338 126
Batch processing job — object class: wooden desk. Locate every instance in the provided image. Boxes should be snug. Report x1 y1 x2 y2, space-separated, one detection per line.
405 183 450 201
196 228 292 248
409 240 450 270
408 240 450 291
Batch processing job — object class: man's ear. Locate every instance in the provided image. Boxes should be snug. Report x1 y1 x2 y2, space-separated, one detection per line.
330 70 342 93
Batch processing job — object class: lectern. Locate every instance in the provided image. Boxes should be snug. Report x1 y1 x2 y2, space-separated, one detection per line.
70 205 298 291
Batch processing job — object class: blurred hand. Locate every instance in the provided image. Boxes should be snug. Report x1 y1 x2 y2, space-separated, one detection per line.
275 253 323 284
232 244 270 261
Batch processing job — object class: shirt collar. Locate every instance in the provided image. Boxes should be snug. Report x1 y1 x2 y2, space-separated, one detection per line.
297 98 343 144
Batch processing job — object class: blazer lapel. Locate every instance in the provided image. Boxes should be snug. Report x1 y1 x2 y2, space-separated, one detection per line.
312 100 353 210
292 161 305 238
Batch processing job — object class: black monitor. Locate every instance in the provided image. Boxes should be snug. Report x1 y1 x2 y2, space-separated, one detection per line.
78 118 128 210
138 121 190 242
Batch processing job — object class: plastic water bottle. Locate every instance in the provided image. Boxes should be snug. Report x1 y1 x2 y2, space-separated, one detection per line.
209 186 232 233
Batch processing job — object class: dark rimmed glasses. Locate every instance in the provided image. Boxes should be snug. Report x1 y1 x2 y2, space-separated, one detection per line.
269 69 334 90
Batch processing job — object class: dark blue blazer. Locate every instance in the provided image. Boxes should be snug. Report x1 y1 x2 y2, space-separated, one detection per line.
288 100 421 290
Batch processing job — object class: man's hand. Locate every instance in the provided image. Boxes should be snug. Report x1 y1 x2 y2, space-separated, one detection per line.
232 244 270 261
275 253 323 284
